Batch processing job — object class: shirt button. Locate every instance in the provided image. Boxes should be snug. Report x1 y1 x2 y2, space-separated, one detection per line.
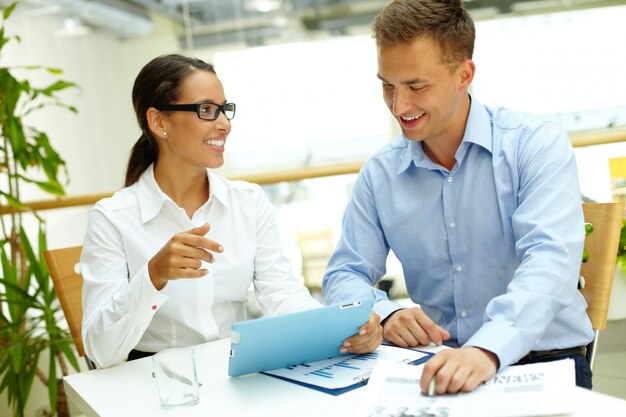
460 310 468 318
456 265 463 272
151 305 157 311
447 176 453 183
450 222 456 228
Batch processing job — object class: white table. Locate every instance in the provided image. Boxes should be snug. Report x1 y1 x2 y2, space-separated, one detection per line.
64 338 626 417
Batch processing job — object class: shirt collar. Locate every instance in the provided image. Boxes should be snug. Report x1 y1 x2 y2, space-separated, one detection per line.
396 94 493 175
206 169 229 211
462 94 493 154
136 165 228 223
136 165 166 223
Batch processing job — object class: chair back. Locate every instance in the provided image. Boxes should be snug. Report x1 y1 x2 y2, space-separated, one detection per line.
580 202 624 331
44 246 86 357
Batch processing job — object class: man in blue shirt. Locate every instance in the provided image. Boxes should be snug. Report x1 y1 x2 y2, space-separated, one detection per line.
323 0 594 393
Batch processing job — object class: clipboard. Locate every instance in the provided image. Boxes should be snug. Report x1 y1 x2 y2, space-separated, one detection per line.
228 298 374 377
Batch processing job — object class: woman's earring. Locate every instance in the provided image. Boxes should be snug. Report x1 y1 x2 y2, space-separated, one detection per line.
160 131 168 137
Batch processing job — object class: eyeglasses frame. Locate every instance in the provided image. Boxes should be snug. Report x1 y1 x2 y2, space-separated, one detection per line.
156 102 236 121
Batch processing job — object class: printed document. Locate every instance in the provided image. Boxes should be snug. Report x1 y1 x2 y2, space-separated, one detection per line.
263 345 430 392
355 358 576 417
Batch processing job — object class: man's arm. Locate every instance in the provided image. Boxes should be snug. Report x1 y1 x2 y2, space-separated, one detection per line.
323 165 401 319
323 163 449 347
464 121 586 369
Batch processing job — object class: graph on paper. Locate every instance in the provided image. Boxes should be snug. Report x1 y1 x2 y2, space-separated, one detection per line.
263 345 430 390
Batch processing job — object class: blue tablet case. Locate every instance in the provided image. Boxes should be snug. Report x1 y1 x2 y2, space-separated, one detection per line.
228 298 374 377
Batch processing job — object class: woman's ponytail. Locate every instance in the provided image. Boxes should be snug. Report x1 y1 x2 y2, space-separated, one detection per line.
125 132 158 187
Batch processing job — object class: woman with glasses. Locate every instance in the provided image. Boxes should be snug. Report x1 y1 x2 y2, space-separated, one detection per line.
80 54 382 368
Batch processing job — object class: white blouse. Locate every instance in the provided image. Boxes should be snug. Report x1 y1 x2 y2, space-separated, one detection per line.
80 165 320 368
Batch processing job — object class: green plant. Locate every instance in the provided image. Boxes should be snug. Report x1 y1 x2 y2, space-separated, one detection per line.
616 220 626 275
0 2 80 416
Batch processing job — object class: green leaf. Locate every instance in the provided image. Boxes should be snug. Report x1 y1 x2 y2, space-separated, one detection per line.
38 80 78 97
0 68 23 116
22 355 40 413
58 343 80 372
30 129 67 183
0 190 29 211
0 370 11 397
20 226 50 293
38 225 48 266
48 348 58 414
4 114 26 155
0 278 44 310
0 27 6 50
0 246 22 320
46 67 63 75
2 2 18 20
15 174 66 196
8 342 22 374
35 179 65 195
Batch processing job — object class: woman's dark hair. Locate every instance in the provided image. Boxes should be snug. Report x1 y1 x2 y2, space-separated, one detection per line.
125 54 215 187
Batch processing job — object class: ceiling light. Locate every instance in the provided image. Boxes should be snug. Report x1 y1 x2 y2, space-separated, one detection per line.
244 0 282 13
54 16 92 37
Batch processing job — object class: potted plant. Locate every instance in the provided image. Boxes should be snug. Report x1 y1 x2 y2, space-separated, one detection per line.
608 219 626 320
0 2 80 416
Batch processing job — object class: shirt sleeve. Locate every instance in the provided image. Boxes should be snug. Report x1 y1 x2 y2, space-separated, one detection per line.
251 187 322 315
464 122 586 369
323 165 405 320
80 206 168 368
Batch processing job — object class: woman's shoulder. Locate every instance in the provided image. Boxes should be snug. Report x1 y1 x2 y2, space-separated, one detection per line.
94 185 139 213
209 171 263 194
209 171 270 211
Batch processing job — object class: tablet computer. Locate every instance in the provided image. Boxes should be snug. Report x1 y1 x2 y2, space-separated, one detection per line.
228 298 374 377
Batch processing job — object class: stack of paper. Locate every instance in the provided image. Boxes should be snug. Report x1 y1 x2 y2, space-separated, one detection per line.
355 358 576 417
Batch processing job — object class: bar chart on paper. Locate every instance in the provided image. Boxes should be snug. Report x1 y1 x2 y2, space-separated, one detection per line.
294 351 380 382
262 345 431 391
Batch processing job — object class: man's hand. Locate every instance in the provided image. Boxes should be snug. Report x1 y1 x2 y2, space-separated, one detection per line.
340 312 383 354
382 307 450 347
420 347 499 394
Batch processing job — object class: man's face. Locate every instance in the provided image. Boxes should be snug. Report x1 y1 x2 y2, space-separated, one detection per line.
377 36 473 144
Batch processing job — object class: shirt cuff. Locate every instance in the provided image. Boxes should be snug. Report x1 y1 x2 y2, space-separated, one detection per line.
129 264 169 320
373 299 406 322
464 321 531 370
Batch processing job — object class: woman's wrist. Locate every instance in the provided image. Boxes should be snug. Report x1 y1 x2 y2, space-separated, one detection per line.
148 261 167 290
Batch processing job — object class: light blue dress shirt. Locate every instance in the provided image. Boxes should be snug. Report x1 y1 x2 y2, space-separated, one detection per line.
323 96 594 369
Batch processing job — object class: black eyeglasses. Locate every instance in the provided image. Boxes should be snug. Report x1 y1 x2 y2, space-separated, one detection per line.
157 102 236 121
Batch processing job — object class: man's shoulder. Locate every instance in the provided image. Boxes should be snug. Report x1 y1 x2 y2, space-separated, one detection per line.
489 106 562 135
364 136 409 166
